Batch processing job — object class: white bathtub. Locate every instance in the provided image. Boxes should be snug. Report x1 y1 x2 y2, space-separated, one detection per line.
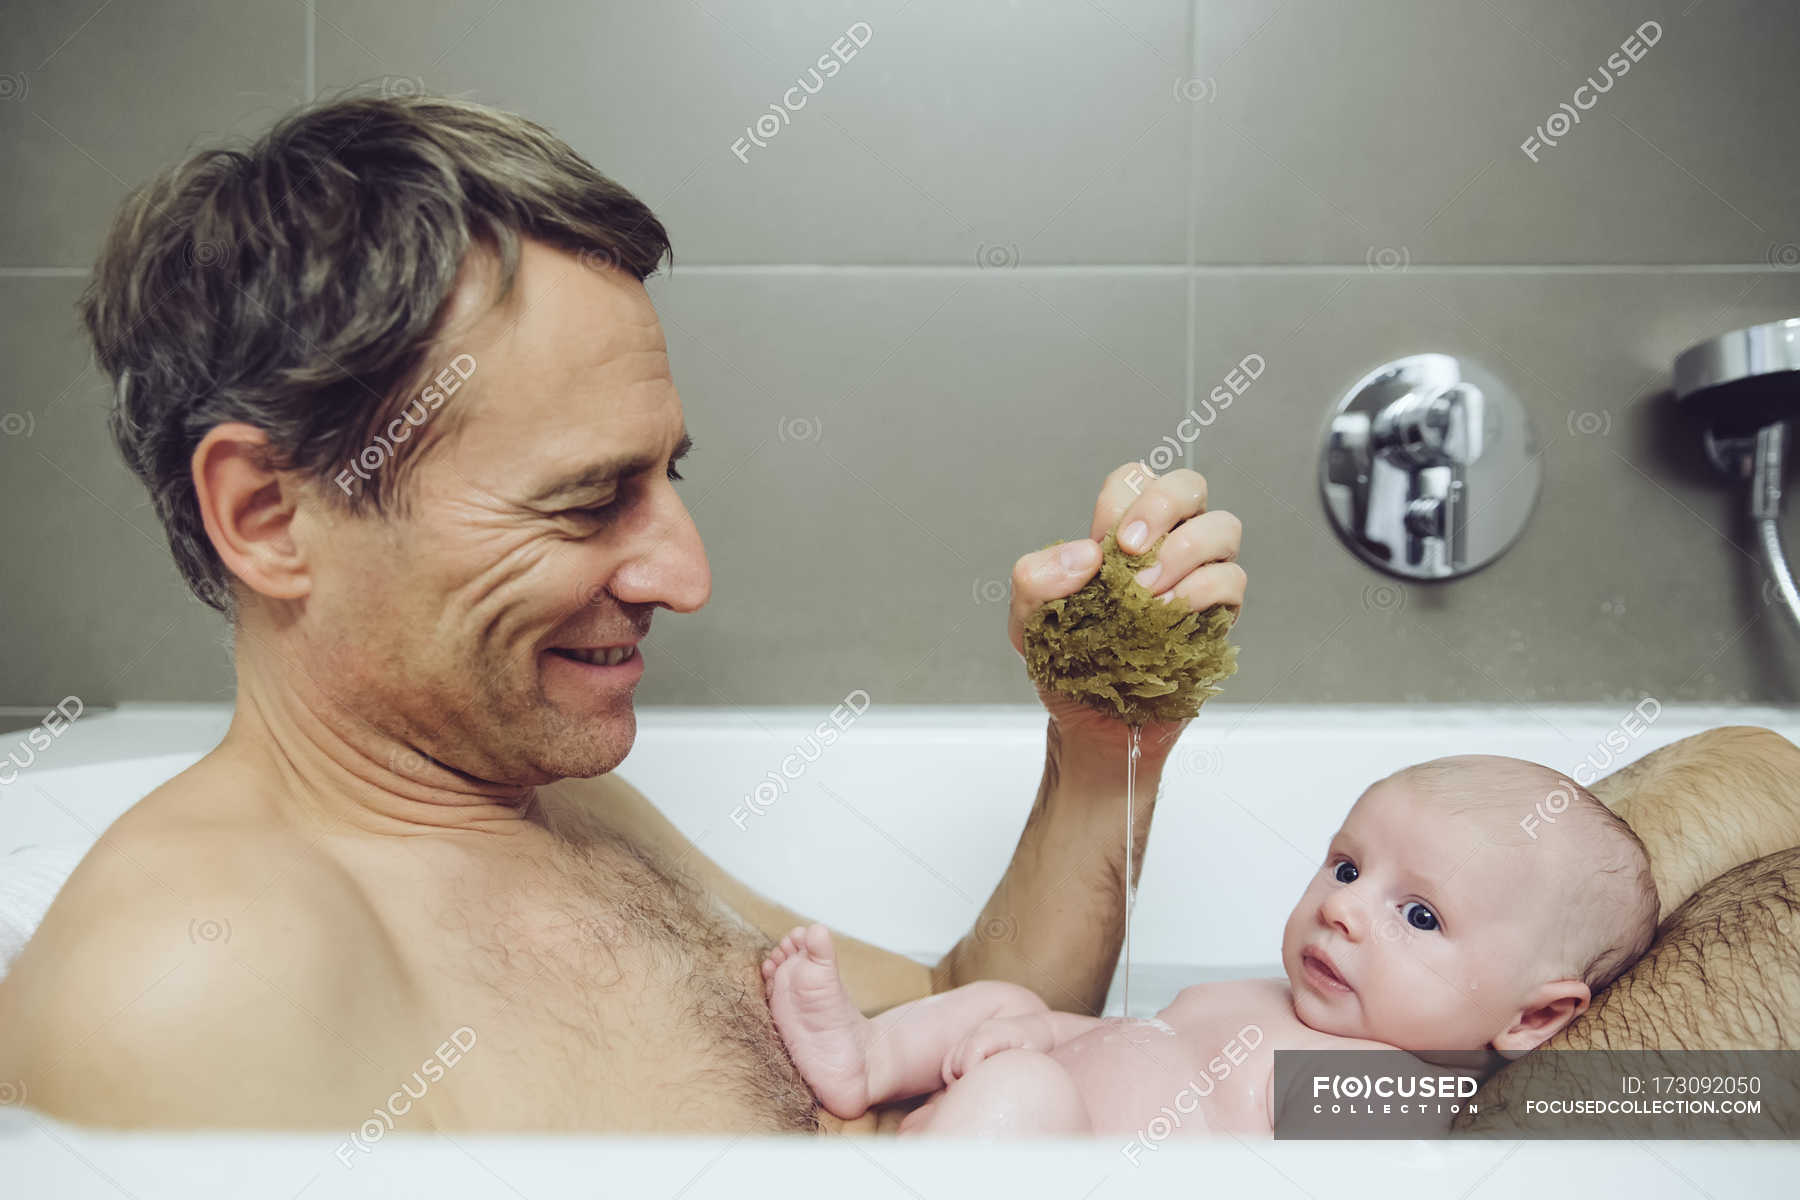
2 701 1797 1197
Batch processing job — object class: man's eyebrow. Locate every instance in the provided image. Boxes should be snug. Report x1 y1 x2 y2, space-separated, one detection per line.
525 430 692 504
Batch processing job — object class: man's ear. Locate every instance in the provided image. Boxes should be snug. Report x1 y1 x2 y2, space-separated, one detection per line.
190 422 313 602
1492 979 1591 1059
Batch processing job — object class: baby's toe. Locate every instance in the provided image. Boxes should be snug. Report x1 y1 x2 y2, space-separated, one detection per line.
801 923 834 961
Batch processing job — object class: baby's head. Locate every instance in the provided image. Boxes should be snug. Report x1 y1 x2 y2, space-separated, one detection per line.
1280 754 1659 1059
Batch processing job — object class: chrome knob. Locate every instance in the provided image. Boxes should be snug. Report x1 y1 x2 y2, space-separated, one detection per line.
1404 496 1446 539
1320 354 1540 581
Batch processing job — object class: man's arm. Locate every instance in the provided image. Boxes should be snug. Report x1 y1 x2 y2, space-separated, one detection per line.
929 714 1174 1015
947 462 1241 1015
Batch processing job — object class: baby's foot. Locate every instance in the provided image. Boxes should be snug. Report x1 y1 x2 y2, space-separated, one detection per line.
762 923 873 1118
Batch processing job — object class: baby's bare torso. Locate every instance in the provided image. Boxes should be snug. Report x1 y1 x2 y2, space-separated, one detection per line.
1047 978 1380 1137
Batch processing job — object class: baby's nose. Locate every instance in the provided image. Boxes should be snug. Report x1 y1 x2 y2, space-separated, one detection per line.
1320 887 1366 938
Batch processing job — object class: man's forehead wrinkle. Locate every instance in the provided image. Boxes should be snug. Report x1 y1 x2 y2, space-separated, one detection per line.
440 359 674 494
478 328 662 415
489 344 673 431
568 359 677 405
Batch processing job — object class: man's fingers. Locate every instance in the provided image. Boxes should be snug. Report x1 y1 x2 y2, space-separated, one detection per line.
1130 509 1241 596
1155 560 1246 617
1012 540 1101 605
1089 461 1159 543
1091 464 1210 553
1007 539 1100 654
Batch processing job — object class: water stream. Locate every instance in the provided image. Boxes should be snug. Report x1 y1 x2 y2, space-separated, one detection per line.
1121 722 1142 1017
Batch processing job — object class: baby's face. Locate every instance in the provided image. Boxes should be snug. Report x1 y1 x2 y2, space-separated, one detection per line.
1280 775 1558 1053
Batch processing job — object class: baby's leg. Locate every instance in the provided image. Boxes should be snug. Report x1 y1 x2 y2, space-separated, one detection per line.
763 924 1051 1119
898 1048 1091 1137
1591 725 1800 918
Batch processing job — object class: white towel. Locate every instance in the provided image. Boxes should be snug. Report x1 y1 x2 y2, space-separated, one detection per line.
0 844 89 978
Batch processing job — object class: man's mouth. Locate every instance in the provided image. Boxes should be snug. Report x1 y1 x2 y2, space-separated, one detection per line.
548 645 639 667
1301 946 1353 994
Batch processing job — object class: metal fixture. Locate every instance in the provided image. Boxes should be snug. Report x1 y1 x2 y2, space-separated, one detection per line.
1320 354 1540 580
1673 317 1800 635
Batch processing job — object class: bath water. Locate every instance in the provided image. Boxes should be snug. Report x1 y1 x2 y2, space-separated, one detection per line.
1120 722 1142 1017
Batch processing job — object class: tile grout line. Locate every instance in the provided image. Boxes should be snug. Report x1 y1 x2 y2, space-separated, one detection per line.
1183 0 1200 454
666 263 1799 276
304 0 316 103
9 264 1800 278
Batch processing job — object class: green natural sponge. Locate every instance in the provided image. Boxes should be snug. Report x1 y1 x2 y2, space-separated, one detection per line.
1022 529 1239 724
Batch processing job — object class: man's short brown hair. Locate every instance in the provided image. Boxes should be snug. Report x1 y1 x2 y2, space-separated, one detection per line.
79 93 672 616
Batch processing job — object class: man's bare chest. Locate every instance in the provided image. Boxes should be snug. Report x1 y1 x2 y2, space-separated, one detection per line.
354 831 819 1132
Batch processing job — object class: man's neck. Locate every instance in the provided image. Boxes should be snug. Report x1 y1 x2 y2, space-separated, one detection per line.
220 642 539 838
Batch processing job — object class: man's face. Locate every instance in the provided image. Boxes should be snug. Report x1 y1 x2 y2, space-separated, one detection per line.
295 239 709 786
1279 776 1555 1052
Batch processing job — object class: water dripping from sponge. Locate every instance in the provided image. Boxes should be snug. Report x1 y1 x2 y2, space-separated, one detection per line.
1022 527 1240 1016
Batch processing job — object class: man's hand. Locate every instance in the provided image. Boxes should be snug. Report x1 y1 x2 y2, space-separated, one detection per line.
1006 461 1245 764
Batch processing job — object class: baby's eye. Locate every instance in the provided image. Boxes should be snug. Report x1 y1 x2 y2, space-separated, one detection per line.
1401 901 1439 932
1333 860 1358 884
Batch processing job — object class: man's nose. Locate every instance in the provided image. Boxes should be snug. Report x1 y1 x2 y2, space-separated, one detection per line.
614 487 711 614
1320 885 1367 941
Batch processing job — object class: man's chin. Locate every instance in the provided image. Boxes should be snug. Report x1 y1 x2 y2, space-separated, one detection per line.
565 719 637 773
533 747 628 781
544 712 636 779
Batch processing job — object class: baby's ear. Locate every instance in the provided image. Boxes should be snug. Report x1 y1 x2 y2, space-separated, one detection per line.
1491 980 1591 1059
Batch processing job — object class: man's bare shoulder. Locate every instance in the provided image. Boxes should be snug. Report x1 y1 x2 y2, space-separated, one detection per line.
0 765 408 1124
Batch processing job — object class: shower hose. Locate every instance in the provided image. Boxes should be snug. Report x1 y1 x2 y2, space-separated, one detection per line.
1753 422 1800 635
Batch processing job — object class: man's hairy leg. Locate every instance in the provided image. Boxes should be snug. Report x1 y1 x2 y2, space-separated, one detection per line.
1457 847 1800 1132
1589 725 1800 919
1548 848 1800 1051
1456 725 1800 1133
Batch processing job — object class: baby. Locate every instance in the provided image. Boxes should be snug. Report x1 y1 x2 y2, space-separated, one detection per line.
761 754 1661 1137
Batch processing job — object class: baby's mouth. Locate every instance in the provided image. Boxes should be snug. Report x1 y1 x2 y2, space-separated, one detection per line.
1301 947 1353 994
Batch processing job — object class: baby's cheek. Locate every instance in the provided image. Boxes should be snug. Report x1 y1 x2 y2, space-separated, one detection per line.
1350 971 1416 1042
1378 974 1478 1050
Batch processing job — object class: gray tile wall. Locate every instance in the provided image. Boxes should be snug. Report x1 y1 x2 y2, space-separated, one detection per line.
4 0 1799 715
